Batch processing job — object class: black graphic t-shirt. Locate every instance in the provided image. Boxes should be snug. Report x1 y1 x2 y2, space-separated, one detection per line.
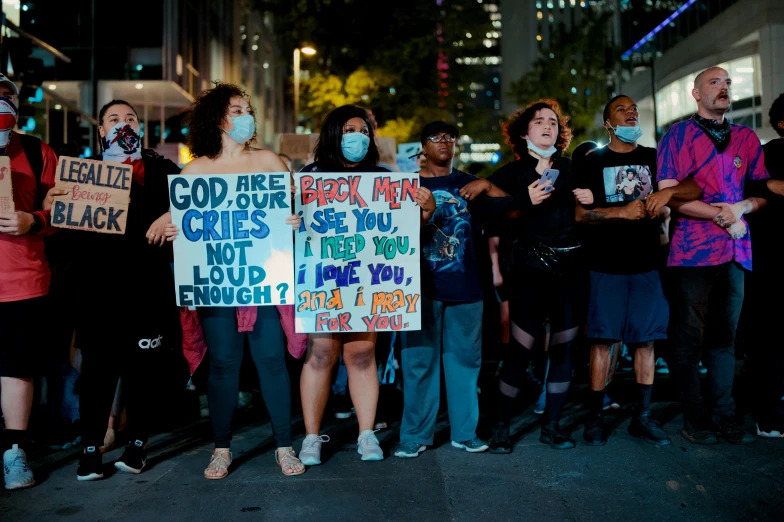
420 168 483 302
575 145 660 274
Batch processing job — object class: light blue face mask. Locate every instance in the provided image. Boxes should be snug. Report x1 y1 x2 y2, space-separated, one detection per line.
607 121 643 144
527 139 557 159
342 132 370 163
225 114 255 144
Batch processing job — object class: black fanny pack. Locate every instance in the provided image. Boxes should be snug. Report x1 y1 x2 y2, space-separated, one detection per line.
501 239 582 277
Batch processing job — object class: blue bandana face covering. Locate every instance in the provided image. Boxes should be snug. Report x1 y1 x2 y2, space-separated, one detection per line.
225 114 255 144
342 132 370 162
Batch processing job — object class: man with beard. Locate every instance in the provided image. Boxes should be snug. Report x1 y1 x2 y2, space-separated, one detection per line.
657 67 769 445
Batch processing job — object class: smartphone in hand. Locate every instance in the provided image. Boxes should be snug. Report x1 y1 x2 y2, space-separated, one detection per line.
538 169 560 193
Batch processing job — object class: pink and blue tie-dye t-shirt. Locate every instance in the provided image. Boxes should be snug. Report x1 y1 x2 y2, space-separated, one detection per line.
656 118 769 270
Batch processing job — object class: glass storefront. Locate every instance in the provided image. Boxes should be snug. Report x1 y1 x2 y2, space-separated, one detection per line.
655 54 763 130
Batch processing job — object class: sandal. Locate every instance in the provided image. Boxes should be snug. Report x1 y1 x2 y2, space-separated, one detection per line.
204 449 232 480
275 447 305 476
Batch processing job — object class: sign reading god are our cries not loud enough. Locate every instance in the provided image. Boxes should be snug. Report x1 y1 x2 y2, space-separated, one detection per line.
294 171 421 333
168 172 295 307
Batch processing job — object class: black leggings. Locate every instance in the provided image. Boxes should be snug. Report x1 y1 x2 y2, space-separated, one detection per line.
200 306 291 448
80 331 166 448
498 269 584 424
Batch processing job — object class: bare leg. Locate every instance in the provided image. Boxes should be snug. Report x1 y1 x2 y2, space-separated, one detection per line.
633 342 655 386
343 333 378 433
589 344 613 391
0 377 34 430
300 335 340 435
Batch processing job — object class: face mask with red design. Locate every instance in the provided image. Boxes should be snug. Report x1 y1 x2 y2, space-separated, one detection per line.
0 97 18 155
102 122 142 163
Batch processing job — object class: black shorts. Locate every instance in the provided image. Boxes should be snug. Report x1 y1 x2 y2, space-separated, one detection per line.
0 295 49 378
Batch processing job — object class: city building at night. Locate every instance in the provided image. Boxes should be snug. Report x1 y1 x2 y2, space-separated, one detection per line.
6 0 290 162
619 0 784 146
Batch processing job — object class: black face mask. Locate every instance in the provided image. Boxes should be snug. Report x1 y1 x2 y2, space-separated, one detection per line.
692 114 731 153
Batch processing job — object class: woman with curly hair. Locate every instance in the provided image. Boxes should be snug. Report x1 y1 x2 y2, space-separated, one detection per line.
297 105 389 466
460 99 594 452
166 83 304 479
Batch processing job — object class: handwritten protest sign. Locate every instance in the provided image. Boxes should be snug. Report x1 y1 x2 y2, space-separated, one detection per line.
294 171 421 333
169 173 294 307
0 156 13 213
51 157 131 234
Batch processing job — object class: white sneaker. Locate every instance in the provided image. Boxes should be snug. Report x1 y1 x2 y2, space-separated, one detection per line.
654 357 670 375
3 445 35 490
756 422 784 439
299 434 329 466
357 430 384 461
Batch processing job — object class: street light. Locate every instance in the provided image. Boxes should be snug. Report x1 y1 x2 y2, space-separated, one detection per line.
293 46 317 132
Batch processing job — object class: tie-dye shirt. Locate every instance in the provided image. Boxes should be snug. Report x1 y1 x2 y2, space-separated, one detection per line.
656 118 768 270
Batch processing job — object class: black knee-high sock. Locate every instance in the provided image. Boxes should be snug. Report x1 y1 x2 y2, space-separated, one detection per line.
497 344 533 426
636 383 653 413
2 429 26 451
543 340 574 425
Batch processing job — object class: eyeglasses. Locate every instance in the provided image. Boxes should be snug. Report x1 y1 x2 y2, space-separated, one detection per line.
428 134 456 143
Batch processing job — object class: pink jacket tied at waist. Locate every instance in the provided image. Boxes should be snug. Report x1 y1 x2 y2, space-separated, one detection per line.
180 305 307 375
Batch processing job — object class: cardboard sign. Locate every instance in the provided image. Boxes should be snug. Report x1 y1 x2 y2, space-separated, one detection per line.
0 156 13 213
294 171 421 333
279 134 319 160
169 173 295 307
51 157 131 234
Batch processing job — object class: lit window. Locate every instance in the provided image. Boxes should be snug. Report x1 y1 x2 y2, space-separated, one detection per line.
537 10 543 19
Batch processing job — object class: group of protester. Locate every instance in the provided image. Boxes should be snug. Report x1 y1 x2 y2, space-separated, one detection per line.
1 65 783 490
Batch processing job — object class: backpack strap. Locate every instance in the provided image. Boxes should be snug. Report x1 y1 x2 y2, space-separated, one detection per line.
18 133 45 199
18 133 44 180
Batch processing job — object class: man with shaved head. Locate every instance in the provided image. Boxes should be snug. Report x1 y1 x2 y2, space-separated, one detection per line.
657 66 769 446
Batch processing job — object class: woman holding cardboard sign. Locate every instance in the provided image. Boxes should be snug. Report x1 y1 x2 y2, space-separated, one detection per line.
68 100 182 481
296 105 391 466
165 83 304 479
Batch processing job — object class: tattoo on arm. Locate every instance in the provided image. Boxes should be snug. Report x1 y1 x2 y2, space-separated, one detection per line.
582 210 608 223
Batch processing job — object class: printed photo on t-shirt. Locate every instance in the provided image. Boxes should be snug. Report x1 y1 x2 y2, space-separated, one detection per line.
423 189 471 274
603 165 653 203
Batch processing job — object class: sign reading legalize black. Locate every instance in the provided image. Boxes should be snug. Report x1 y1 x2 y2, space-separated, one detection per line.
51 157 131 234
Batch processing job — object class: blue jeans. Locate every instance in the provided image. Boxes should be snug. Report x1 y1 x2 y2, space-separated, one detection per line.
60 363 80 421
399 298 482 445
670 263 744 423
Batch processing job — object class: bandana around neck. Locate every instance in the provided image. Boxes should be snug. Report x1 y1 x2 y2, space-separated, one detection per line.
692 114 731 153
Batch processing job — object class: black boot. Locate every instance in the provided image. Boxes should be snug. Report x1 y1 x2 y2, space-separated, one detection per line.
629 410 671 446
488 422 512 454
540 421 575 450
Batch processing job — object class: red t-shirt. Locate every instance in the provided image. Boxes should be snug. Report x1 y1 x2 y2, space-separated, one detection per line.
0 132 57 302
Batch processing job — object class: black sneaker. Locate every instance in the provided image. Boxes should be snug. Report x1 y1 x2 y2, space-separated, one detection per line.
76 446 104 481
540 422 576 450
681 420 719 445
629 411 671 446
488 422 512 454
114 440 147 474
714 417 755 445
333 394 353 420
582 414 609 446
